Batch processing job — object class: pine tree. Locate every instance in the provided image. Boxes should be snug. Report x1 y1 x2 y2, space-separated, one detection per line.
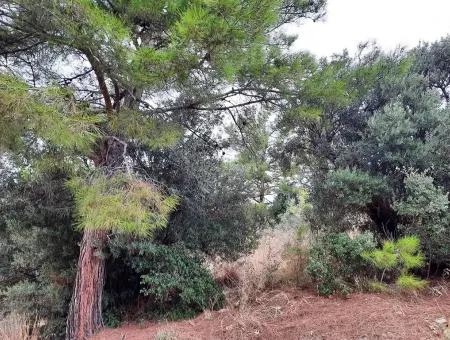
0 1 326 338
363 235 428 290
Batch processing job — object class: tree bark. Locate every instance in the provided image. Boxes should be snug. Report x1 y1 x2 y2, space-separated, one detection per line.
66 229 107 340
65 45 127 338
66 138 126 339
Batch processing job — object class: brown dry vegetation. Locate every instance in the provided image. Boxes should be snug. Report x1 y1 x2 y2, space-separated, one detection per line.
211 227 307 309
0 313 40 340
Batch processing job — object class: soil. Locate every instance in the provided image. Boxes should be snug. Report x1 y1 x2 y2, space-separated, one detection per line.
91 287 450 340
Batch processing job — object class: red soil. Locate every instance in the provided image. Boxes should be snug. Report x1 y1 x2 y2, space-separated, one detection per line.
91 288 450 340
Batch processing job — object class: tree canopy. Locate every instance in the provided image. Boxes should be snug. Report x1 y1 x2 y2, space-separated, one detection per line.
1 1 450 338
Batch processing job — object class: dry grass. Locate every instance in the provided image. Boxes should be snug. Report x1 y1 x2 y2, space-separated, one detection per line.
428 279 450 297
218 289 299 339
154 329 178 340
208 201 313 310
0 313 39 340
212 226 310 309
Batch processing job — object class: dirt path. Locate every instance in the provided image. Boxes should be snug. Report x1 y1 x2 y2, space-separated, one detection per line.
92 288 450 340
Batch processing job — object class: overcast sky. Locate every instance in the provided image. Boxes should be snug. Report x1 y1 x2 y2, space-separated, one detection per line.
288 0 450 57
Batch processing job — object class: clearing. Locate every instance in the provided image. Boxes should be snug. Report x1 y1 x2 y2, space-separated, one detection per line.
92 287 450 340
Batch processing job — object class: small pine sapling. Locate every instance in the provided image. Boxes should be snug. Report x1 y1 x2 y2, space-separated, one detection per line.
363 235 428 291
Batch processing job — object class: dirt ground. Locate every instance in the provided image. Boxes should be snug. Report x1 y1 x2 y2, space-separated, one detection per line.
92 287 450 340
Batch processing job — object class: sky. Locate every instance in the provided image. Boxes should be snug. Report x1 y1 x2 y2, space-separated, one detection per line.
288 0 450 57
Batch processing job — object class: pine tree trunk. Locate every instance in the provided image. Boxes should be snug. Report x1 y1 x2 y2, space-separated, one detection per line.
66 136 126 339
66 229 107 340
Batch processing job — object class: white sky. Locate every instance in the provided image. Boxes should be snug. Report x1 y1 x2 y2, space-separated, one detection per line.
288 0 450 57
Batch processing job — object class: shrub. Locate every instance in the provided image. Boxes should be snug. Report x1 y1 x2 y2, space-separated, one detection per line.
1 280 72 338
396 274 428 290
368 280 390 293
0 171 79 339
306 232 376 295
126 242 224 319
363 235 428 291
395 172 450 267
102 309 121 328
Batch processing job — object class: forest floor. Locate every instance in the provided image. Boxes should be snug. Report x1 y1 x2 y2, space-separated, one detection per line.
91 286 450 340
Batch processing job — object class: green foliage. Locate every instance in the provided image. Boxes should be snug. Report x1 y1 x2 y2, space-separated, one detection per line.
271 184 310 222
68 173 178 235
362 240 396 271
306 232 376 295
396 273 428 290
396 235 425 270
306 169 392 233
102 309 122 328
367 104 419 164
109 110 182 149
0 73 103 154
396 172 448 217
301 58 358 109
413 35 450 101
279 46 450 267
224 109 277 205
145 141 267 259
368 280 390 293
363 235 425 272
0 0 329 335
325 169 390 208
171 0 280 79
0 170 79 339
127 242 224 319
395 172 450 265
131 47 191 85
363 235 427 290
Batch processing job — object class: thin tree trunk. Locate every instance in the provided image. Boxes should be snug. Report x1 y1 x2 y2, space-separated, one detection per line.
66 229 107 340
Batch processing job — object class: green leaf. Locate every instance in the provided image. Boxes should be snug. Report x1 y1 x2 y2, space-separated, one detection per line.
67 173 178 235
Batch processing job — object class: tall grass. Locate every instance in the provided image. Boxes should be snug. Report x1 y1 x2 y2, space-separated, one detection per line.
210 202 312 309
0 313 39 340
212 226 309 309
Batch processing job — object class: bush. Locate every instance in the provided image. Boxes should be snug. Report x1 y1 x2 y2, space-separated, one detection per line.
1 277 73 338
363 235 428 291
0 171 79 339
395 172 450 266
306 232 376 295
396 274 428 290
110 240 224 320
368 280 390 293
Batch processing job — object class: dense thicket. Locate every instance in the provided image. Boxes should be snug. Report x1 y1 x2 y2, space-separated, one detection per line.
1 0 450 337
0 0 327 338
278 46 450 268
0 169 79 338
134 138 267 258
0 148 259 337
